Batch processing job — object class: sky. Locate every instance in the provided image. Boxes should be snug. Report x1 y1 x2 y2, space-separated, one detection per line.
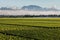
0 0 60 9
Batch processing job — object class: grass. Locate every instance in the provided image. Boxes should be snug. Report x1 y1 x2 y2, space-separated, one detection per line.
0 18 60 40
0 18 60 27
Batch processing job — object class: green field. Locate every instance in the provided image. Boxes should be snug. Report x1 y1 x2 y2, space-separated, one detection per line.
0 18 60 40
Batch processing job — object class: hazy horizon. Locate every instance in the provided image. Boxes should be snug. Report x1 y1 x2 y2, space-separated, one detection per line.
0 0 60 9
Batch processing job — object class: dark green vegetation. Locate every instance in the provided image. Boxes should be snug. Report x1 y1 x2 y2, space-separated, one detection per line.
0 18 60 40
1 15 60 18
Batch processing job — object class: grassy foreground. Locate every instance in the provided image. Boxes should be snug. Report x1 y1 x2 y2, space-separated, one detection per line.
0 18 60 40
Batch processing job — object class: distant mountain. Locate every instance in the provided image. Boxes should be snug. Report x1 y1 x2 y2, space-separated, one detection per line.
0 5 59 11
0 7 13 10
21 5 42 11
21 5 58 11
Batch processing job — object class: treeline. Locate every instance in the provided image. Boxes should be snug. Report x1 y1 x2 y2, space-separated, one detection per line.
0 15 60 18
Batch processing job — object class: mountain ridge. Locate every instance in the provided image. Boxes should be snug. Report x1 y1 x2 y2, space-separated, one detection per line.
21 5 58 11
0 5 59 11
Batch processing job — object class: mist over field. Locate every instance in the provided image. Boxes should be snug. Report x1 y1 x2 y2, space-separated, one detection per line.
0 10 60 15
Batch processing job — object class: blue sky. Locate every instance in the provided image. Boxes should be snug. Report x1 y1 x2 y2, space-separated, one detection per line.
0 0 60 9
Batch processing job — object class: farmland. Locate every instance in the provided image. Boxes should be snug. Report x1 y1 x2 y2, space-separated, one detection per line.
0 18 60 40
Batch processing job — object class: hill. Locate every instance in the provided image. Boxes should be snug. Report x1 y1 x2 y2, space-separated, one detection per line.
21 5 58 11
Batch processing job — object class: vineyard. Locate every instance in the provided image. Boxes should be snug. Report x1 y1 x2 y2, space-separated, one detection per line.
0 18 60 40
